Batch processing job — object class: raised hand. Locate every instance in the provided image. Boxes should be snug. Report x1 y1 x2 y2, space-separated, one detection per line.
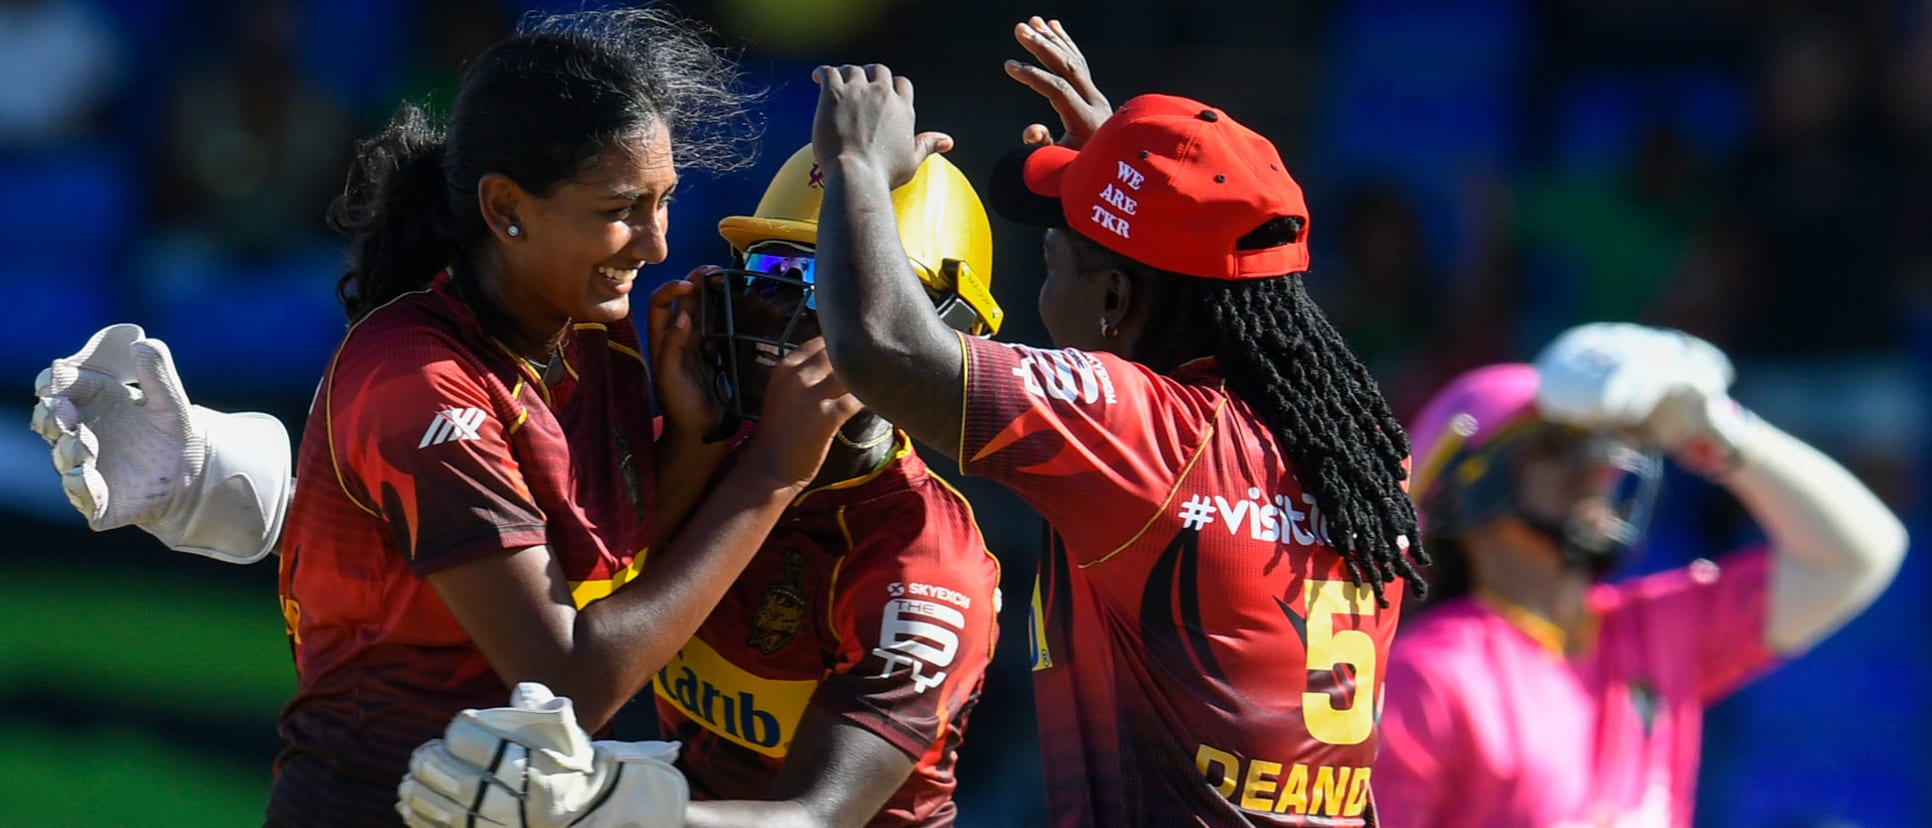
397 682 688 828
648 267 726 440
1534 322 1751 475
1004 16 1112 148
812 63 954 190
30 324 291 563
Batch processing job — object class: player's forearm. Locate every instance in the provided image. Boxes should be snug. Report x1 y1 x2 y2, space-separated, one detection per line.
1720 416 1908 652
564 464 806 728
813 157 966 455
648 427 730 552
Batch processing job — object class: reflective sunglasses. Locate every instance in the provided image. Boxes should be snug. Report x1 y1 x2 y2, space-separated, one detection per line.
739 251 816 310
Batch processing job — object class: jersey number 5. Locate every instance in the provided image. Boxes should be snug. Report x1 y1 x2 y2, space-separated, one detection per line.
1302 579 1377 745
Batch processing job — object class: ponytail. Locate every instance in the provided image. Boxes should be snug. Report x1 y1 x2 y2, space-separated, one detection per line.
328 103 459 322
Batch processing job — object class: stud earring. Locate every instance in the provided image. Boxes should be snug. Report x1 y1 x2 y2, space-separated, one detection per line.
507 224 522 238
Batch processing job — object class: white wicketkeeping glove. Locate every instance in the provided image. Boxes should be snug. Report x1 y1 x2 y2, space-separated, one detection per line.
398 682 689 828
1534 322 1754 476
29 323 292 564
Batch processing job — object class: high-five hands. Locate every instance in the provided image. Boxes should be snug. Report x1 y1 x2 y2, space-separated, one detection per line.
811 63 953 190
1005 16 1113 148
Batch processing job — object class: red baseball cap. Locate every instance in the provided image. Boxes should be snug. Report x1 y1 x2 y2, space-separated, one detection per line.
988 93 1310 280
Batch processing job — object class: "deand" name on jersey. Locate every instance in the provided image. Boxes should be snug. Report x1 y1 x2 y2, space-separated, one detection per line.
1196 743 1372 819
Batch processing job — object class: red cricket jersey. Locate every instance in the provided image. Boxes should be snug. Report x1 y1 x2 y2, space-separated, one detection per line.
654 433 999 826
270 273 656 826
960 338 1403 827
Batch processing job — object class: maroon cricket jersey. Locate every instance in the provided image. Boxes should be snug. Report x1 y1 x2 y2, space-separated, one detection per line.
654 434 999 826
960 338 1403 827
270 273 656 826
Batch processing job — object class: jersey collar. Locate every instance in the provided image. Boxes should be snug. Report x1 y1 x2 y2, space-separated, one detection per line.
1473 589 1599 657
791 430 919 507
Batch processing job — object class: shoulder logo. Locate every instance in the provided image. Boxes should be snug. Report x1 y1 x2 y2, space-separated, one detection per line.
418 407 487 448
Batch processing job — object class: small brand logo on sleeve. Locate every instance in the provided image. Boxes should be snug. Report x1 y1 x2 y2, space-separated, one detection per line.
418 407 487 448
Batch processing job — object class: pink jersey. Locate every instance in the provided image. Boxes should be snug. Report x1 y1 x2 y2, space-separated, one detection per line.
1374 551 1779 827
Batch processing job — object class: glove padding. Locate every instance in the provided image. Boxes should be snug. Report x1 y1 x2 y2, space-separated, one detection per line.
30 323 291 564
1534 322 1753 475
398 682 689 828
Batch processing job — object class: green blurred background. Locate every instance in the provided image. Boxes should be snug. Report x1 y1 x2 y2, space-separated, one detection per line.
4 0 1930 825
0 532 289 824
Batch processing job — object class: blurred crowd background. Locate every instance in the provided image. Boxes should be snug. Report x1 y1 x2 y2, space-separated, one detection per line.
1 0 1927 824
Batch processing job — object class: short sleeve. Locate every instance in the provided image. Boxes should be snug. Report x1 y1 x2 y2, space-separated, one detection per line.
810 489 999 760
1605 550 1779 703
330 346 548 577
958 336 1213 560
1372 642 1470 827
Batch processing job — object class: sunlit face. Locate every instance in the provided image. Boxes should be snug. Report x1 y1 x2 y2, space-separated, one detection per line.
1038 228 1111 351
708 240 822 415
501 126 678 326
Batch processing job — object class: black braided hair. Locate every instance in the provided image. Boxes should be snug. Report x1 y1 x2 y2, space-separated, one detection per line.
1067 225 1430 605
1417 534 1469 607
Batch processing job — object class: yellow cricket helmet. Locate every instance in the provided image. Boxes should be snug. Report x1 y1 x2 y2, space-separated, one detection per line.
716 143 1003 335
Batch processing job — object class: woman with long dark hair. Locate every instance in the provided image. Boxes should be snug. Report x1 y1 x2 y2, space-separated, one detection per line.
799 20 1426 826
263 10 867 825
25 9 864 825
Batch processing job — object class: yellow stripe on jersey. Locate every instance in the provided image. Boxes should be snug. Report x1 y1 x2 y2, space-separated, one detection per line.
568 550 650 608
489 338 552 406
792 431 915 506
954 330 971 474
925 470 1001 661
605 339 644 367
1080 387 1229 569
827 507 856 641
653 635 818 758
505 378 532 434
574 321 646 368
1029 572 1053 671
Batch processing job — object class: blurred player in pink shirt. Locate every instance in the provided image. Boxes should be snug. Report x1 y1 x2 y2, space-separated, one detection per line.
1376 322 1908 827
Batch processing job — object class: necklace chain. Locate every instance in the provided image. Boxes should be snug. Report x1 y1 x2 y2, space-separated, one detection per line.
835 423 894 451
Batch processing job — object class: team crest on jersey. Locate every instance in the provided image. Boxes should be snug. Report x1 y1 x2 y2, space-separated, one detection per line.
613 427 642 516
749 548 808 655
